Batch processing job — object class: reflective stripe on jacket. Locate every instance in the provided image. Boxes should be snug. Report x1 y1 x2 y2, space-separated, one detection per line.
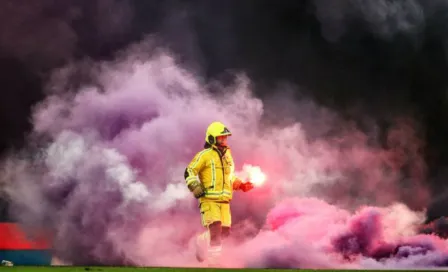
185 146 238 202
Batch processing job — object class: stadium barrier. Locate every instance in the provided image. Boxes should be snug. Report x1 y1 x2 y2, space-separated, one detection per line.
0 198 52 265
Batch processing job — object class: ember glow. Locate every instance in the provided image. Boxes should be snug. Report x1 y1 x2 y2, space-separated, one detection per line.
242 164 267 187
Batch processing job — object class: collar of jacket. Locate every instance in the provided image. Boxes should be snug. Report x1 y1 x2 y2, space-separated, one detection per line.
203 142 228 156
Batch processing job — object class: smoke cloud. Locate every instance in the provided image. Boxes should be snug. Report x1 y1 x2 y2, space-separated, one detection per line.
0 37 440 269
3 0 448 269
0 0 135 71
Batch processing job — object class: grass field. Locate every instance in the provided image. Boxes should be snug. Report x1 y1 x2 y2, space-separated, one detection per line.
0 267 434 272
0 268 389 272
0 267 328 272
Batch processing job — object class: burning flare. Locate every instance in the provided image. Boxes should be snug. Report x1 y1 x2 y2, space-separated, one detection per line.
242 164 267 187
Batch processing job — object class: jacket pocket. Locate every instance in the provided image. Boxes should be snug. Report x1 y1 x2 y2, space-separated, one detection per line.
200 202 211 214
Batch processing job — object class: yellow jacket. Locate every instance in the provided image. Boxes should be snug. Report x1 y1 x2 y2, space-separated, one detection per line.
185 146 239 203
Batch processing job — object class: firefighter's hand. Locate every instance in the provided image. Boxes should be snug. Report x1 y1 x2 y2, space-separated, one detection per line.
240 181 254 192
233 179 254 192
188 180 205 198
233 179 243 190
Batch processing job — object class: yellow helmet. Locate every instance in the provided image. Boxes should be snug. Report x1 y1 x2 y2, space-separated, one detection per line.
205 121 232 145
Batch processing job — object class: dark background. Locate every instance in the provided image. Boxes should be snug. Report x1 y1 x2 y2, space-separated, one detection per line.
1 0 448 221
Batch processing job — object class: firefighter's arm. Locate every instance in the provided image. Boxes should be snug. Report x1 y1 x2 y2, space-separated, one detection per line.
184 152 206 198
228 150 253 192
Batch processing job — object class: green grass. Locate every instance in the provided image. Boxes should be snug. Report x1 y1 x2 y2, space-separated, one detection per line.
0 267 427 272
0 267 306 272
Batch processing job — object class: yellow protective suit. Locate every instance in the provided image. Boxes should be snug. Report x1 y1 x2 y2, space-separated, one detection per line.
185 145 238 227
185 122 252 266
184 121 253 267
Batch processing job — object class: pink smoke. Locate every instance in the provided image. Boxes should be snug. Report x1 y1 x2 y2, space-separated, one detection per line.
0 38 438 269
226 198 446 269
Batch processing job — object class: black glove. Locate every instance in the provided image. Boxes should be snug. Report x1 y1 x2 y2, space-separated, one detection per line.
188 180 205 198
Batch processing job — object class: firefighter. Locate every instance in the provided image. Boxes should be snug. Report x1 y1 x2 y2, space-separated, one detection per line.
184 121 254 267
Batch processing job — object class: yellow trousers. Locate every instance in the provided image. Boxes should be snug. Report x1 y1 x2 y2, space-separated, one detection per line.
199 201 231 227
196 201 233 266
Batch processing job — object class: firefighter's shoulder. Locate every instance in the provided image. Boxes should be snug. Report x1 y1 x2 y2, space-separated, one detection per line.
193 148 213 160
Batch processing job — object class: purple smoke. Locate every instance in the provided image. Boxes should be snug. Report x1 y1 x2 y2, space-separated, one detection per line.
0 38 442 269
